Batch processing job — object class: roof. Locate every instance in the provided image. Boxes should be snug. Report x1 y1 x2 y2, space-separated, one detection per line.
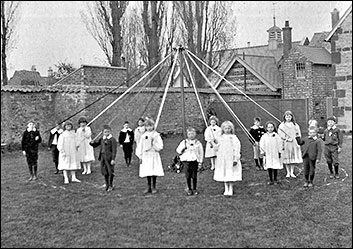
212 55 280 90
309 32 330 47
267 25 282 32
8 70 45 86
325 4 352 41
295 45 332 64
209 41 301 89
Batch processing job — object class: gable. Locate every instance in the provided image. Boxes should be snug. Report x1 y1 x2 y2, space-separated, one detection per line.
216 60 277 93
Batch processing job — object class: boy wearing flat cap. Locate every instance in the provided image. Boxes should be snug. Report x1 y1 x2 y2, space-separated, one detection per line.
322 116 343 179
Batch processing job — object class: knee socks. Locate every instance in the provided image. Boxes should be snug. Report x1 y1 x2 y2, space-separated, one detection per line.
268 168 273 181
193 177 197 190
328 163 333 174
28 165 33 176
334 165 339 175
186 177 192 190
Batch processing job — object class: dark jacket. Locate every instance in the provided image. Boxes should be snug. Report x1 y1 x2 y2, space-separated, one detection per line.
47 129 62 148
118 129 134 145
295 136 322 161
249 125 266 142
323 127 343 147
21 129 42 153
90 136 118 162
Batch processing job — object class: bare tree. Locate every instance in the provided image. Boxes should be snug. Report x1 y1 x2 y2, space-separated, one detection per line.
1 1 21 86
141 1 166 86
173 1 236 86
81 1 128 67
54 61 77 80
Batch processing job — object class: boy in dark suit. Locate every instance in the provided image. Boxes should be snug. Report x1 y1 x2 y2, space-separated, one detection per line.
322 116 343 179
118 121 134 167
295 126 322 188
47 122 63 174
90 125 118 192
22 121 42 181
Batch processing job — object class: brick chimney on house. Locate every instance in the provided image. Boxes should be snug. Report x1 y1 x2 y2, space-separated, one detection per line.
331 8 340 28
48 67 54 77
282 20 292 58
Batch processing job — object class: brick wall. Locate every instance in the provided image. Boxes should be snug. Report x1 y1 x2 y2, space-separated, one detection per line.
331 11 352 131
282 47 334 128
283 49 314 112
1 86 281 148
55 65 127 87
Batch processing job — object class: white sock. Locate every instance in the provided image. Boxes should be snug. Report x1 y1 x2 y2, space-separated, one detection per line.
224 182 229 195
63 170 69 183
87 163 91 174
285 165 290 176
229 183 233 195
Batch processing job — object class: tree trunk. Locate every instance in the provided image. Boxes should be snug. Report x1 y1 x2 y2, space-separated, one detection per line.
110 1 127 67
1 1 8 85
142 1 162 86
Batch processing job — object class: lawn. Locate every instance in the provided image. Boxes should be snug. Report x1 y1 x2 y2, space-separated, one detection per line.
1 133 352 248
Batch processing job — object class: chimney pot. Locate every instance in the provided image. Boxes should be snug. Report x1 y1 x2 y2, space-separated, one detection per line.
247 42 251 47
283 20 292 58
331 8 340 28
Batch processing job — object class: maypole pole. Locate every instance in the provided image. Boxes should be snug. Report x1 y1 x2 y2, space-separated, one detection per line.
178 45 186 138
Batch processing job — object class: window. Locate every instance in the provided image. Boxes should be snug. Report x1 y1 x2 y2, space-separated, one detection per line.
295 63 305 78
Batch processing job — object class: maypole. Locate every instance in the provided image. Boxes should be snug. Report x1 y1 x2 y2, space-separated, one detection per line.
179 46 186 138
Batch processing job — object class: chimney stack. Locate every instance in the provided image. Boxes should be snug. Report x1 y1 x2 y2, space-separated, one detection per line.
331 8 340 28
282 20 292 58
48 67 53 77
247 42 251 47
31 65 36 72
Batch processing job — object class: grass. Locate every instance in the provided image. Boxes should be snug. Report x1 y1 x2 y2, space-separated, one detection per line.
1 133 352 248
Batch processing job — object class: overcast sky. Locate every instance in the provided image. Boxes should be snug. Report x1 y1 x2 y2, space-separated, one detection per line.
7 1 352 78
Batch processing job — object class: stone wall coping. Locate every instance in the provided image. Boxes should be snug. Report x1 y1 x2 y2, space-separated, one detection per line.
1 85 281 95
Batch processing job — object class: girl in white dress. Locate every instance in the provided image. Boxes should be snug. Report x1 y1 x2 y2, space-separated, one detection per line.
57 122 81 184
260 121 284 185
213 121 242 196
278 110 303 178
134 118 146 159
76 117 95 174
204 116 222 170
136 118 164 194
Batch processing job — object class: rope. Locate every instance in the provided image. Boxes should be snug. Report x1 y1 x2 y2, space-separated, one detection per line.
87 52 173 126
186 48 281 123
138 65 170 120
155 51 179 129
91 66 169 140
186 48 293 140
44 58 167 134
185 50 256 145
182 52 208 127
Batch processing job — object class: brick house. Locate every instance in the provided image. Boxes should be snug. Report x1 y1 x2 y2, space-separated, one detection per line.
281 20 334 128
325 5 352 132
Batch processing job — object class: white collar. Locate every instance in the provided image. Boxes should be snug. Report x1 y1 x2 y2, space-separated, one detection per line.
103 134 112 140
121 128 132 132
329 125 336 130
27 128 36 132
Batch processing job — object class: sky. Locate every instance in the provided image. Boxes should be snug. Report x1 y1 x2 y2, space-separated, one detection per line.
6 1 352 78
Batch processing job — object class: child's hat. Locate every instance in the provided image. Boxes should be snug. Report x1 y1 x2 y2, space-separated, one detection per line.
327 116 336 122
103 124 111 130
284 110 294 117
78 117 87 124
